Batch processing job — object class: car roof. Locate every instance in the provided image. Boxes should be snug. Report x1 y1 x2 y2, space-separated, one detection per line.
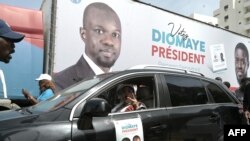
99 65 205 80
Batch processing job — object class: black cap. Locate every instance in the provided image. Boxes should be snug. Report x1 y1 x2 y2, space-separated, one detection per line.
0 19 25 42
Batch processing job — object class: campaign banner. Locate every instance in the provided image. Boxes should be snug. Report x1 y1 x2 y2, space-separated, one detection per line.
53 0 250 88
113 117 144 141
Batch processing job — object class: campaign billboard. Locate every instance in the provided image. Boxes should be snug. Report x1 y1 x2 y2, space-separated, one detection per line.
53 0 250 89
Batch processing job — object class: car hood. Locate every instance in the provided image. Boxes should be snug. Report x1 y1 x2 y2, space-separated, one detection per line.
0 109 29 121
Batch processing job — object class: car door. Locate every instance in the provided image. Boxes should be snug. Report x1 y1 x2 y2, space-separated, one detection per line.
202 80 244 125
161 74 222 141
71 73 170 141
89 109 169 141
72 108 170 141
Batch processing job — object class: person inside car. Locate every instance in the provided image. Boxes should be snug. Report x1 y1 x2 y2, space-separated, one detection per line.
112 85 146 112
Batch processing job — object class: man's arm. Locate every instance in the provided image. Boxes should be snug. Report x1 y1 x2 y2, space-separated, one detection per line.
22 89 38 105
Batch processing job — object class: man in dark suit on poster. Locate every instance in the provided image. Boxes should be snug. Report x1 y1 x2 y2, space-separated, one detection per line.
53 2 122 91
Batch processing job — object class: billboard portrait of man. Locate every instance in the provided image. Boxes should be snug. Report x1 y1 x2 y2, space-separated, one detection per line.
235 42 249 85
53 2 122 91
234 42 249 103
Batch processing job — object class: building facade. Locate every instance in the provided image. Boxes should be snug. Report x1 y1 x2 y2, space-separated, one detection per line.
214 0 250 36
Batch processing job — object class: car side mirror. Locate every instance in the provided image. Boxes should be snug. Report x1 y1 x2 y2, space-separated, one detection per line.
82 98 111 117
78 98 111 130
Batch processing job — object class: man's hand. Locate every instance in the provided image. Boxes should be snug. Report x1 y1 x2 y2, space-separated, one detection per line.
245 111 250 119
124 105 134 112
127 96 139 109
22 89 31 99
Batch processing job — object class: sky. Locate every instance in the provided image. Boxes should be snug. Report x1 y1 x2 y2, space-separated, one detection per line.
0 0 220 17
141 0 220 16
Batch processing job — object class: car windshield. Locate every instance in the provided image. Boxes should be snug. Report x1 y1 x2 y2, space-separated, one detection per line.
26 73 114 113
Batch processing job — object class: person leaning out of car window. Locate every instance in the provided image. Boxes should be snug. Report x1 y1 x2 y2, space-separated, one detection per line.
22 74 56 105
112 85 146 112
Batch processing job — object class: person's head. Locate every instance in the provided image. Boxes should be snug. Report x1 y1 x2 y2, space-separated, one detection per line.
235 43 249 84
215 77 222 82
122 137 130 141
220 52 224 61
119 85 135 104
80 2 121 72
133 135 141 141
239 77 250 91
0 19 25 63
223 81 230 88
36 74 56 93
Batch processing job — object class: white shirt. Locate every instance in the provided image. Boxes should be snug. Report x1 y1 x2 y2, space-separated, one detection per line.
0 69 7 98
83 53 112 75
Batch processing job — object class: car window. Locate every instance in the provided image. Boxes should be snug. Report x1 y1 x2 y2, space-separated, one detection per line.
164 75 208 106
92 76 156 113
202 80 233 103
27 75 110 113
